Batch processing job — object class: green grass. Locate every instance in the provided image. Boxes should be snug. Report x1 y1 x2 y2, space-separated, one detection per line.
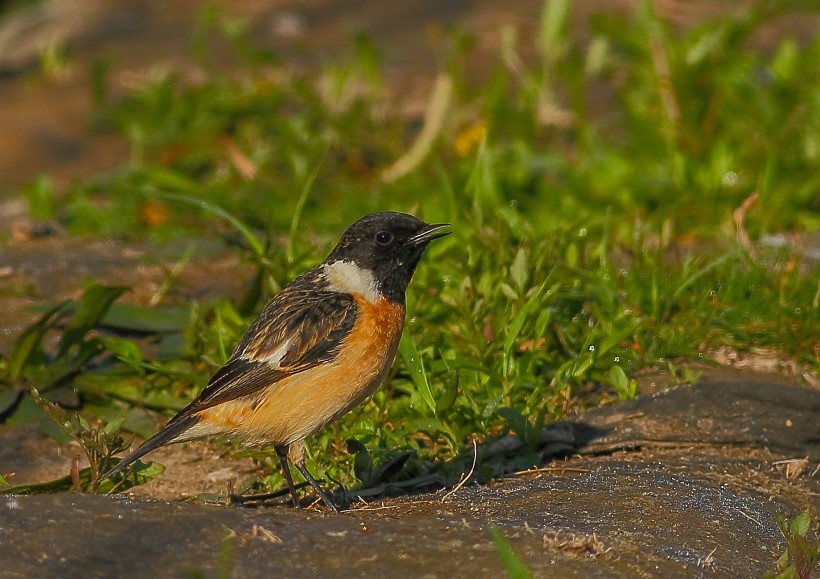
1 0 818 493
489 525 534 579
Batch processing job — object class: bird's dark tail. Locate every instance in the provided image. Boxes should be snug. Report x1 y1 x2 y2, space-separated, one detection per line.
101 415 198 483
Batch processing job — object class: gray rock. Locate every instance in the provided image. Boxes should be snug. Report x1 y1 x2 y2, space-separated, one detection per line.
2 381 817 578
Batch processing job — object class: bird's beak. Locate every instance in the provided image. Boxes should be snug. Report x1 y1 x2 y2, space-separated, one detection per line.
410 223 452 245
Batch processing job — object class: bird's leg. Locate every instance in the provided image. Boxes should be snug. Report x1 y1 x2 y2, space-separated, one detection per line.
275 444 300 508
288 441 339 512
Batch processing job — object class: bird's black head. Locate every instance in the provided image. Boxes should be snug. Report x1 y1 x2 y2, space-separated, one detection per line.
323 212 451 304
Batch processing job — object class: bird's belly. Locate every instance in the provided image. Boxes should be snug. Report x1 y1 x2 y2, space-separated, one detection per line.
240 296 404 446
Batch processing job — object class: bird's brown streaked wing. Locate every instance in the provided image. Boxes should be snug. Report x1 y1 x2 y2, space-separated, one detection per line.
181 289 358 414
189 358 287 411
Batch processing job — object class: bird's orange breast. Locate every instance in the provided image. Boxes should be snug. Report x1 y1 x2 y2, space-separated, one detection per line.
198 295 405 446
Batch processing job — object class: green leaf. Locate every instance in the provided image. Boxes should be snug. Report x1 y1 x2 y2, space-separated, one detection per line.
435 376 459 414
499 283 519 301
103 460 166 493
0 461 164 495
565 243 578 269
59 284 128 356
498 407 528 438
790 509 811 536
0 474 79 494
399 331 436 415
121 408 159 440
100 303 191 333
538 0 569 58
31 302 192 333
510 248 529 291
0 386 21 416
30 387 77 439
24 175 56 221
100 337 144 366
596 325 635 357
465 137 498 210
402 417 448 434
502 289 543 375
347 439 372 483
41 339 104 390
102 416 126 435
83 404 154 439
488 525 533 579
608 365 628 392
8 301 68 382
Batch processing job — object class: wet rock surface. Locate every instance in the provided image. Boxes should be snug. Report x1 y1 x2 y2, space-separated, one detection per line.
572 380 820 461
2 380 818 578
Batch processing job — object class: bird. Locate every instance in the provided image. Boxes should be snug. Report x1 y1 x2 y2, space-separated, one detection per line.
101 211 451 511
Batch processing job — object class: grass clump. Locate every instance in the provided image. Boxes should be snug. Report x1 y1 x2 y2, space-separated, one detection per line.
1 1 818 493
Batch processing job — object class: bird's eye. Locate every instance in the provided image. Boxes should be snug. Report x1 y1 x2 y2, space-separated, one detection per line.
375 231 394 245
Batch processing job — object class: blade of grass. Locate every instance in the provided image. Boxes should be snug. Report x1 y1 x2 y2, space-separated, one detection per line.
156 193 265 259
488 524 533 579
398 331 436 416
286 148 329 263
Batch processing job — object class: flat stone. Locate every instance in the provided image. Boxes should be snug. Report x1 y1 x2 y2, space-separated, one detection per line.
2 380 817 578
572 380 820 460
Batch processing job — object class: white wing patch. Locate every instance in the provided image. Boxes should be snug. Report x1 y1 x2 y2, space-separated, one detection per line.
323 260 380 304
260 337 292 367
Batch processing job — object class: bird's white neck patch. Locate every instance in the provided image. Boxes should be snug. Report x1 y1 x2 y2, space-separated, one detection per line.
323 260 381 303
